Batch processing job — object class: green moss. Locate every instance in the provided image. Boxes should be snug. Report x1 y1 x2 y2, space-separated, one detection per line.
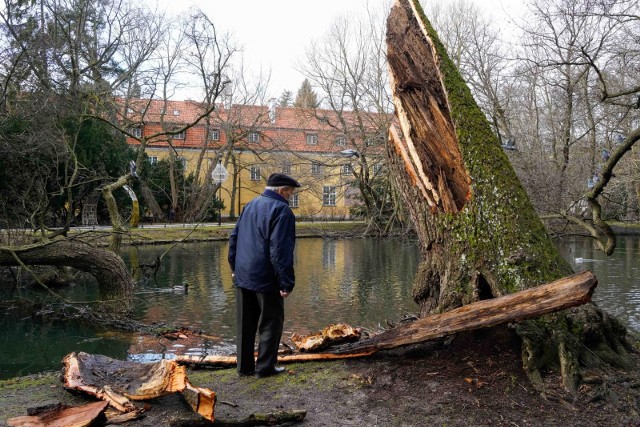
0 372 58 390
406 0 573 302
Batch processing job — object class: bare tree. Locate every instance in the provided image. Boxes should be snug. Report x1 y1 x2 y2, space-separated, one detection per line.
300 3 403 232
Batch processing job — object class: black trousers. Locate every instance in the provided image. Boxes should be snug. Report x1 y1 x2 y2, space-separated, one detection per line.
235 287 284 375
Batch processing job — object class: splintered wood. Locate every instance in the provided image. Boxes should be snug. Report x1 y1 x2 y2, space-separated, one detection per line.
291 324 362 351
7 401 108 427
62 352 215 422
387 0 471 213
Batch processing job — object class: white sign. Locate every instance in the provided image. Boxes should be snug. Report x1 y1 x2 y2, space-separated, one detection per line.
211 162 229 184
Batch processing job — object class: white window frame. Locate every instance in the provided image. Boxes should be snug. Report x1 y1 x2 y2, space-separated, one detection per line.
289 193 299 208
131 127 142 138
311 161 322 175
209 128 220 141
373 163 382 175
342 163 353 175
323 186 337 207
250 166 261 181
248 132 260 143
173 130 186 140
281 160 292 174
306 133 318 145
148 156 158 165
335 135 346 146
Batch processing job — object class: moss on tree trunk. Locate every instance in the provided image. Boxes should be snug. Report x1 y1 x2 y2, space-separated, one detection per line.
386 0 634 392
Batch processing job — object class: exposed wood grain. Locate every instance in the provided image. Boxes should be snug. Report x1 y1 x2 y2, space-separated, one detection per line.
387 0 471 212
7 401 108 427
62 352 216 421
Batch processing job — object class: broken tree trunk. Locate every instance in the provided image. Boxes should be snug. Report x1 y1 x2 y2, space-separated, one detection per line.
0 239 132 309
7 401 108 427
177 271 596 367
385 0 634 393
62 352 215 421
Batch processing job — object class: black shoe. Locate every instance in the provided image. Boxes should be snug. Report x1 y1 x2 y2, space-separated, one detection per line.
255 366 286 378
238 370 255 377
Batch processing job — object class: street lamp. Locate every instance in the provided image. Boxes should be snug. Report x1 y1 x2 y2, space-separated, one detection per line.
340 148 360 158
211 160 229 226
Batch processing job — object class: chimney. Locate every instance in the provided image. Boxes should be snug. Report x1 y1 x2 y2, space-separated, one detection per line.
268 98 277 124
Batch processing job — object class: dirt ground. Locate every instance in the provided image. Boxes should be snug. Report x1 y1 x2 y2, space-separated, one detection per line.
2 326 640 427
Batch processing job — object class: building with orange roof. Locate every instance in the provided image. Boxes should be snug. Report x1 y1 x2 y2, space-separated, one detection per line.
122 98 390 220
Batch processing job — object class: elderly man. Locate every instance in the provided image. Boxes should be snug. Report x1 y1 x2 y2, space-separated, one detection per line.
228 172 301 378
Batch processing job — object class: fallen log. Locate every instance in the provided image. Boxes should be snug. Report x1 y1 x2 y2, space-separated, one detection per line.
178 271 596 367
334 271 597 354
216 410 307 427
7 400 108 427
176 351 375 368
62 352 216 421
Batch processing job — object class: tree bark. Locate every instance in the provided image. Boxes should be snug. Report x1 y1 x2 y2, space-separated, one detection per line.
0 240 132 308
386 0 634 392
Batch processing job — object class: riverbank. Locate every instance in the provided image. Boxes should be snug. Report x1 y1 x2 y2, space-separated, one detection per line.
2 326 639 426
65 221 371 247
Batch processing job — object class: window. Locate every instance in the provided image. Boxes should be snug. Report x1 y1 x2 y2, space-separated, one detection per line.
209 129 220 141
335 135 346 146
365 135 380 147
250 166 261 181
289 193 299 208
131 127 142 138
306 133 318 145
342 163 353 175
248 132 260 143
173 130 185 140
148 156 158 165
172 109 180 116
373 163 383 175
323 186 336 206
281 160 291 174
311 161 322 175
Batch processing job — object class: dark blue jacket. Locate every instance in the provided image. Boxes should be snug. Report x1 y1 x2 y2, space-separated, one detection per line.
228 190 296 293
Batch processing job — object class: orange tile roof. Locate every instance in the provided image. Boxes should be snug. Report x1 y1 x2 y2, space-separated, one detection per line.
122 99 390 156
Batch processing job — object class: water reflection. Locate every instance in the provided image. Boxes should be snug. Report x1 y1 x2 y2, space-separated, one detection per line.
2 236 640 380
557 236 640 333
128 238 420 349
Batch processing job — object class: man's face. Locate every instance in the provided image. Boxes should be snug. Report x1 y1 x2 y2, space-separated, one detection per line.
280 186 295 201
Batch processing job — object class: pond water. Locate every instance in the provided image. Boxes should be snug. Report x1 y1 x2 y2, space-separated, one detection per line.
1 236 639 380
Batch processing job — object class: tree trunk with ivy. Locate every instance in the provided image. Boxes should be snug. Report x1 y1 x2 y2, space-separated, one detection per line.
386 0 634 393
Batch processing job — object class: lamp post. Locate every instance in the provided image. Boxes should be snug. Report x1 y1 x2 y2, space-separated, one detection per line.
211 160 229 226
340 148 360 158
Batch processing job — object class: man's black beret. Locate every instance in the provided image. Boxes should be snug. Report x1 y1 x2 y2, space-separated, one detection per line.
267 173 301 188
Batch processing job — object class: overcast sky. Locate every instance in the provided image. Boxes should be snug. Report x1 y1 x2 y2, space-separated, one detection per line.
155 0 524 100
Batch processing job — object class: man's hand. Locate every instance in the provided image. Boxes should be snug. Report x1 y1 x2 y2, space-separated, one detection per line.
280 290 290 298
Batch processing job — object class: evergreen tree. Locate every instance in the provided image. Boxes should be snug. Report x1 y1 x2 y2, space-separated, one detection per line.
278 89 293 107
293 79 319 108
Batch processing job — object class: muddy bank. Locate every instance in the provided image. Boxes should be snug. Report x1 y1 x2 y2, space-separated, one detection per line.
2 327 639 426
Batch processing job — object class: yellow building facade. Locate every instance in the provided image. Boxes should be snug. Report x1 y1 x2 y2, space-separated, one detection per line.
125 100 388 220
